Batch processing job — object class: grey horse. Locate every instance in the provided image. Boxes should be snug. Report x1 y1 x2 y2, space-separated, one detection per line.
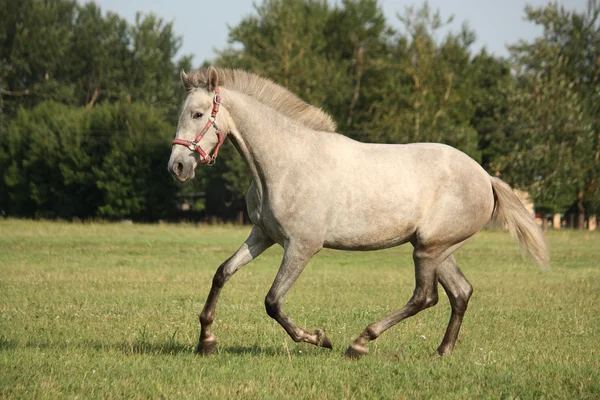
167 67 549 359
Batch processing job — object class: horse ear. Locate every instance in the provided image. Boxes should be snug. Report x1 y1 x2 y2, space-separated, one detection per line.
207 67 219 91
181 70 193 92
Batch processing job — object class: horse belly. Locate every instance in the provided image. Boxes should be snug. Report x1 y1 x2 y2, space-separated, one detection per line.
322 199 418 251
323 231 413 251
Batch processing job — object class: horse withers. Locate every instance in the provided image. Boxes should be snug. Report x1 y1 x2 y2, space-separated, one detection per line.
167 67 549 359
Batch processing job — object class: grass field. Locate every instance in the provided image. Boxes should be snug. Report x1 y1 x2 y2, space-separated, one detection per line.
0 219 599 399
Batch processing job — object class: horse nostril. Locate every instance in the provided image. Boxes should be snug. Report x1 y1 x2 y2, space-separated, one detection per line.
174 162 184 177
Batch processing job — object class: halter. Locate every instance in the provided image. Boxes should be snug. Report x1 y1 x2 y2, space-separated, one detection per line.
172 87 225 166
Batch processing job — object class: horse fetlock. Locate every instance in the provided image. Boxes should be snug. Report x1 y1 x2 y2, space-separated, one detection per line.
199 311 215 326
364 324 381 340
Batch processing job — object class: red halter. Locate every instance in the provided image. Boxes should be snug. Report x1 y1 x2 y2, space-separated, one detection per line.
172 88 225 165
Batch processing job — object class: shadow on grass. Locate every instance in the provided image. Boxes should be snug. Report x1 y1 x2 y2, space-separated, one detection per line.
1 336 283 357
220 345 282 356
106 340 195 356
0 337 192 356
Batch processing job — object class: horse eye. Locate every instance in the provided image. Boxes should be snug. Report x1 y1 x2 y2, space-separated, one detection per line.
192 112 203 119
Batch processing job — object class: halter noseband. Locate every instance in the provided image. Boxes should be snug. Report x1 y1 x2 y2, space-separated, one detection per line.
172 87 225 166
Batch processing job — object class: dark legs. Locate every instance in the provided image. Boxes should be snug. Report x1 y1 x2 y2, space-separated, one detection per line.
436 255 473 355
264 241 332 348
197 225 274 354
345 251 472 359
345 249 440 358
198 226 473 358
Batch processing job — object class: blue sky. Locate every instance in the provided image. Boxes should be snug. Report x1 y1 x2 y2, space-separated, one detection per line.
80 0 588 66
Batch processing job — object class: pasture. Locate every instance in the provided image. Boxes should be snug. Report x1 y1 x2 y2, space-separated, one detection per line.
0 219 598 399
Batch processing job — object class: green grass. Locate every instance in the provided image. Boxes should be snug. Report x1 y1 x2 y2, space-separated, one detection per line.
0 220 598 399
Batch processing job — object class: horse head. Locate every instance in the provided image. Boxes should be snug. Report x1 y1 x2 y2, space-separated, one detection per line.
168 67 233 181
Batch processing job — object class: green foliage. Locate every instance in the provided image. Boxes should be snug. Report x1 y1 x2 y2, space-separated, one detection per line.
2 101 177 220
218 0 341 112
3 102 94 218
91 102 178 220
496 58 593 214
0 0 187 220
502 1 600 217
365 4 481 160
1 0 599 220
0 0 78 113
468 50 513 169
0 0 188 120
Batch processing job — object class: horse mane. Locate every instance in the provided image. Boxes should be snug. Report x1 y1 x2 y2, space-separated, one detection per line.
182 68 337 133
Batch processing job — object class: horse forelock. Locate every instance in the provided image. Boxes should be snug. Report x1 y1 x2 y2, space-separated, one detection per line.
182 68 337 133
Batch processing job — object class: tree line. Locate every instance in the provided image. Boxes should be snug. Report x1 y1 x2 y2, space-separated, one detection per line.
1 0 599 225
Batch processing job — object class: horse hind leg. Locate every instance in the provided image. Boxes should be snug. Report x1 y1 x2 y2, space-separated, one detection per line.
437 254 473 355
345 248 441 359
264 240 333 349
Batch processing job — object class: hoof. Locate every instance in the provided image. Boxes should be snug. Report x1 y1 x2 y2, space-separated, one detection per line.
344 343 368 360
315 329 333 349
196 337 218 355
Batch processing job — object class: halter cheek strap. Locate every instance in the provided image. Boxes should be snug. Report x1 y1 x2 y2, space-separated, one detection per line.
172 88 225 165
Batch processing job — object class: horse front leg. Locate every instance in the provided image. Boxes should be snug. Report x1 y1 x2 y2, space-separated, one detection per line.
264 241 333 349
197 225 274 354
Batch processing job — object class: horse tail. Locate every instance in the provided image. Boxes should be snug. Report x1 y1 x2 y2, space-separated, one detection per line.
490 177 550 269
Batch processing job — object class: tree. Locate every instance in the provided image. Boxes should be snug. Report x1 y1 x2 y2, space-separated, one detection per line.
507 1 600 226
92 102 178 220
0 0 192 220
321 0 393 131
68 2 130 108
364 4 481 160
218 0 339 108
2 100 178 220
0 0 78 118
3 102 99 218
468 50 514 171
495 57 593 216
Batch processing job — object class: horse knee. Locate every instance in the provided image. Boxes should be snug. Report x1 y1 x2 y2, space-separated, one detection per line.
212 255 239 288
264 295 280 319
212 272 226 288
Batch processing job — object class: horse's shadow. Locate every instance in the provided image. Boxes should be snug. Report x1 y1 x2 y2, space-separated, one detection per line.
87 341 282 357
219 345 282 356
1 337 282 357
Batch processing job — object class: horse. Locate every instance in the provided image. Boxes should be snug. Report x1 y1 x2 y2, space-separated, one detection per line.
167 67 549 359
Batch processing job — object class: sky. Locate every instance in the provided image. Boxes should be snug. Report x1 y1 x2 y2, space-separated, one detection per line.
80 0 589 66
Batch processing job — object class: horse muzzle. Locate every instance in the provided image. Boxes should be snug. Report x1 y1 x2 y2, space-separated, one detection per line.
168 156 197 182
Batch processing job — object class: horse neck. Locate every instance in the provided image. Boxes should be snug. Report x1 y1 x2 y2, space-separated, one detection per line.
224 89 315 185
